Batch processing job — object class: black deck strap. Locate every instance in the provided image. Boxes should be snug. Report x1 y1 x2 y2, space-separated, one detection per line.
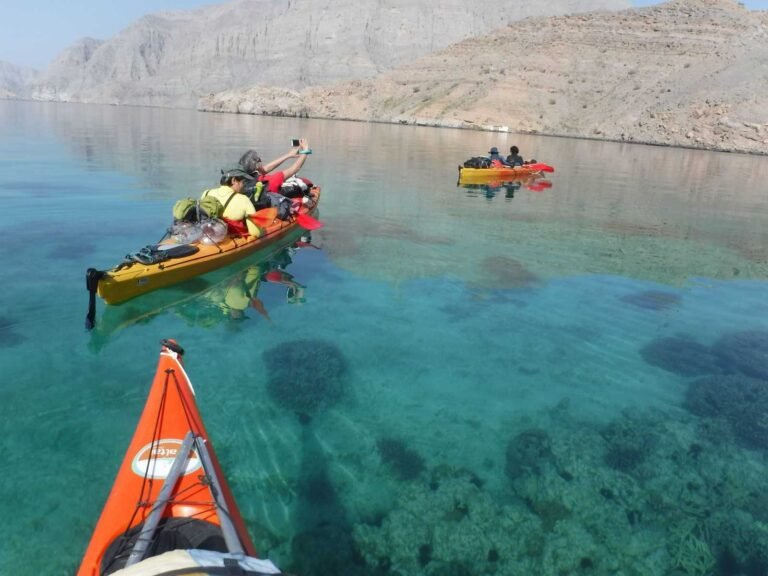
85 268 105 330
223 558 247 575
160 339 185 356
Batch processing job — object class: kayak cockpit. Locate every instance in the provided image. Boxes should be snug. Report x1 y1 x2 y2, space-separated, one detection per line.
109 549 281 575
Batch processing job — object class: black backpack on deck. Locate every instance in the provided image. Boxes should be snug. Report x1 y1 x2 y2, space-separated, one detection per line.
463 157 492 169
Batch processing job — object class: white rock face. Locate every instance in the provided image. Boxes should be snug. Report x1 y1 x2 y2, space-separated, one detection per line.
200 0 768 154
22 0 630 107
4 0 764 154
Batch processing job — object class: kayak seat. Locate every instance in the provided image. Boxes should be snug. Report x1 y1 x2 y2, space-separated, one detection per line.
100 518 227 575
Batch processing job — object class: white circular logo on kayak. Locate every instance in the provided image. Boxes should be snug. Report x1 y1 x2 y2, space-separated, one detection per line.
131 439 202 479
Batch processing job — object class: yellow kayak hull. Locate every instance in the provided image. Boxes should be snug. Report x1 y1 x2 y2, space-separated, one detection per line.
97 192 320 305
458 166 543 183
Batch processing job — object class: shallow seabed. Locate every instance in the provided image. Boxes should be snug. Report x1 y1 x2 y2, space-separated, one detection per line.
1 101 768 576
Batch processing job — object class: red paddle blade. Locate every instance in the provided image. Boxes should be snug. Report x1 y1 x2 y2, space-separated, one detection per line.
296 212 324 230
529 163 554 173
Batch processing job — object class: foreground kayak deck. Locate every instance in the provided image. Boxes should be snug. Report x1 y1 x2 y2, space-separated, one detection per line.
77 340 262 576
88 189 320 305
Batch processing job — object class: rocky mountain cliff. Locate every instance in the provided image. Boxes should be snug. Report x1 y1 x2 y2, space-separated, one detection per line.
200 0 768 154
18 0 628 107
2 0 764 154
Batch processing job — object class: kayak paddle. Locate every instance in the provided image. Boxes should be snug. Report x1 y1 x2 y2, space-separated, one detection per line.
528 163 554 173
295 212 324 230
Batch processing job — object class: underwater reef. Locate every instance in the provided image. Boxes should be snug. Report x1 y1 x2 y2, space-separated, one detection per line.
640 335 721 377
713 329 768 380
685 374 768 451
505 428 554 481
600 416 657 474
377 437 426 481
640 329 768 381
263 339 347 415
478 255 538 289
620 289 681 311
344 404 768 576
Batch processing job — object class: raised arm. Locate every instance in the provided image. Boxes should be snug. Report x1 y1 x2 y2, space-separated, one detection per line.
280 138 310 180
260 147 298 173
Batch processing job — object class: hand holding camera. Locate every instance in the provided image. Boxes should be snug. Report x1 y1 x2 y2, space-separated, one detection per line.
291 138 312 155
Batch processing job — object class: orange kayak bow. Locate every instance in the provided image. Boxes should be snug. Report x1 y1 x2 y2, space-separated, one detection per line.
77 339 265 576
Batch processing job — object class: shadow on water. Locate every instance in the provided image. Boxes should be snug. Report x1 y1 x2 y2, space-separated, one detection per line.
289 425 373 576
259 334 374 575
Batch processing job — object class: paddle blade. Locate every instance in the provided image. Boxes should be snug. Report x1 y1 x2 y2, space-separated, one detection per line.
296 212 324 230
529 163 554 173
249 297 272 322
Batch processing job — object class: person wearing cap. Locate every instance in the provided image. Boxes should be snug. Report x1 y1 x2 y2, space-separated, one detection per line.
201 166 260 237
238 138 313 209
487 146 511 167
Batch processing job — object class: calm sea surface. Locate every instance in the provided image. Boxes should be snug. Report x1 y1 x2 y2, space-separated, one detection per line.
1 100 767 575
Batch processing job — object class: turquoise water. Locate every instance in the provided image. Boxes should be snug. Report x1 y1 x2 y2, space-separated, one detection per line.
1 100 768 575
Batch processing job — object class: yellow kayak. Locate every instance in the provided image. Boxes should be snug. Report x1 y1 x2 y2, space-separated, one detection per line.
458 163 554 184
86 189 320 311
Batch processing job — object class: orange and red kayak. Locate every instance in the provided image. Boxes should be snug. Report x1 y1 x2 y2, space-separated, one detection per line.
77 340 260 576
458 163 554 184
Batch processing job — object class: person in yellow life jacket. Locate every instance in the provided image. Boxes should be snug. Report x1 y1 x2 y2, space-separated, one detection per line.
201 166 260 237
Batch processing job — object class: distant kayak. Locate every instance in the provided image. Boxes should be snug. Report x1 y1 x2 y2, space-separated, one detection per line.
85 188 322 328
458 163 554 183
76 339 280 576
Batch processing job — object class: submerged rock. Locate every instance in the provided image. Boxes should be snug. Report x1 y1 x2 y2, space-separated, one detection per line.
620 290 681 311
685 374 768 450
713 330 768 380
640 335 720 377
263 339 347 414
600 417 656 473
505 428 554 481
376 437 425 481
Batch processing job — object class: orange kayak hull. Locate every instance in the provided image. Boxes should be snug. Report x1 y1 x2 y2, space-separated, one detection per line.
76 341 255 576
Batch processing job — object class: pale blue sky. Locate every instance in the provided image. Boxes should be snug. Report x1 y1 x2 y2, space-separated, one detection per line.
1 0 766 69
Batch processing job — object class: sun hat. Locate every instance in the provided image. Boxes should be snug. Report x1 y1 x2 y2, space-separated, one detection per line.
221 165 254 180
489 147 499 154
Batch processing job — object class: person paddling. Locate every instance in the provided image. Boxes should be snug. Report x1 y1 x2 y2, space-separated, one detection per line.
488 147 511 167
506 146 525 167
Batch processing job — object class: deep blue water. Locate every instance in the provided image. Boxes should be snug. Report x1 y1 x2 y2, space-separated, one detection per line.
1 100 767 575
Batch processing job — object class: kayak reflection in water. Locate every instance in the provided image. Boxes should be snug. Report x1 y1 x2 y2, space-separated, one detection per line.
461 181 522 200
175 238 313 326
458 178 552 200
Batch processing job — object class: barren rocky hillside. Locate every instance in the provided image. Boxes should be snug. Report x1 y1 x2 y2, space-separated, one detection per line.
20 0 628 108
200 0 768 154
